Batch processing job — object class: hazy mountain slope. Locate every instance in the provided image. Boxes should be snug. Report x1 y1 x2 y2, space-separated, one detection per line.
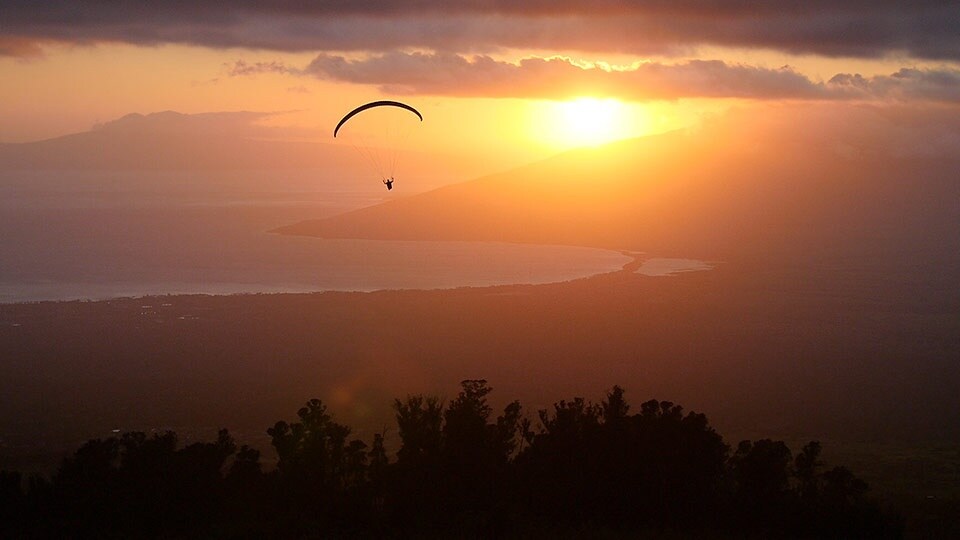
0 111 351 171
0 110 467 195
278 106 960 262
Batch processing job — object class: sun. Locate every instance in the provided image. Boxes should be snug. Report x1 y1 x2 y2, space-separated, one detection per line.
561 98 620 143
538 97 642 149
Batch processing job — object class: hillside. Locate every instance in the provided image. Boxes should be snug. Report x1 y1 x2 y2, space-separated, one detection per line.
277 106 960 262
0 110 466 195
0 111 353 171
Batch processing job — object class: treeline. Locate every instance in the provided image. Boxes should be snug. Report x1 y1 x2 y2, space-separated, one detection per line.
1 380 901 538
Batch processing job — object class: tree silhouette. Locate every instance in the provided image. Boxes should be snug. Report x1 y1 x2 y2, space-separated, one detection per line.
1 378 903 537
228 444 262 482
0 470 25 537
266 398 374 533
602 384 630 422
394 394 443 468
24 429 241 537
388 380 524 533
516 391 730 529
385 393 443 531
795 440 824 502
730 438 793 527
439 380 523 533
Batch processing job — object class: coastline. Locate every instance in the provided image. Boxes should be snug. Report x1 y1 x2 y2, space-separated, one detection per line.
0 240 635 305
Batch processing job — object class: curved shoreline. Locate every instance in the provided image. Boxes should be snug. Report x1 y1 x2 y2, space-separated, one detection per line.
618 250 646 273
0 241 633 305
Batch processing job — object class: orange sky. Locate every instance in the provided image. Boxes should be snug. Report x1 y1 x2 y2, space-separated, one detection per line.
2 3 959 174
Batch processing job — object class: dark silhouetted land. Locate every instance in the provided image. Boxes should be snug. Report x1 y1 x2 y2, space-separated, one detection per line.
0 380 906 538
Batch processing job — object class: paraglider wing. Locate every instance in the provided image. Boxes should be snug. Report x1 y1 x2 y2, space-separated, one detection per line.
333 100 423 138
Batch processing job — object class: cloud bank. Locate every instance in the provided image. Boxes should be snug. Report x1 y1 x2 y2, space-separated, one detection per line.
2 1 959 60
302 53 824 100
230 52 960 104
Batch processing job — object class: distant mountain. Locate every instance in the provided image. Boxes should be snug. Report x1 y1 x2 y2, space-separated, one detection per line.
0 110 466 194
0 110 350 171
278 105 960 261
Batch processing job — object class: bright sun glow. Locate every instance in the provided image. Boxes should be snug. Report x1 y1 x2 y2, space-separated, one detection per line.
534 97 647 149
560 98 621 145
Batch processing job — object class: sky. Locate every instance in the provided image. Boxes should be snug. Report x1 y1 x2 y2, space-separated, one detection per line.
2 1 960 170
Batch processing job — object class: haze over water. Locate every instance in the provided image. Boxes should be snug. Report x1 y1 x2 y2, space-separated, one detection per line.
0 185 631 303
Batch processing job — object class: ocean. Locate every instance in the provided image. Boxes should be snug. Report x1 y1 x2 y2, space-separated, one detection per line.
0 184 631 303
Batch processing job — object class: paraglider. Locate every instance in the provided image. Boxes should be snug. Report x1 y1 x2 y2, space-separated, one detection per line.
334 101 422 138
334 101 422 190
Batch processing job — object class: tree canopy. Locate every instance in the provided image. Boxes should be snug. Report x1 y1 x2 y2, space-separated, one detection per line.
0 379 901 538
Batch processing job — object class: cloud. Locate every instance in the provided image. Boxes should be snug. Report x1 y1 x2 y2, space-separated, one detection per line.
2 2 959 60
829 68 960 103
304 52 826 100
226 59 297 77
301 52 960 104
0 36 44 58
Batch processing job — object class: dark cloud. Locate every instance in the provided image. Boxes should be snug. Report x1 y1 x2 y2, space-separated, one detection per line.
2 1 959 60
300 52 960 103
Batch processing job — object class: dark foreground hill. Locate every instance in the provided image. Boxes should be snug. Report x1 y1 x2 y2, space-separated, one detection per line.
2 261 956 451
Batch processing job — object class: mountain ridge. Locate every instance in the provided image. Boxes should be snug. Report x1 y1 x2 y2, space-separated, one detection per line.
275 114 960 262
0 110 345 171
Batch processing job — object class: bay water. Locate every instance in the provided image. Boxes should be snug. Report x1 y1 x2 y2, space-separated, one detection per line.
0 181 631 303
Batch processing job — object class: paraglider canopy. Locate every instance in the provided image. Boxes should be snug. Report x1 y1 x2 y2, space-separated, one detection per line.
334 100 422 138
333 100 423 190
